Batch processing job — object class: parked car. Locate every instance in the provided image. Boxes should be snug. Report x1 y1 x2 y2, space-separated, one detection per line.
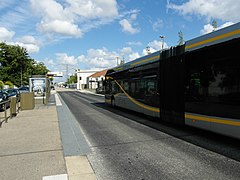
4 88 20 98
0 91 10 111
96 86 105 94
18 86 29 93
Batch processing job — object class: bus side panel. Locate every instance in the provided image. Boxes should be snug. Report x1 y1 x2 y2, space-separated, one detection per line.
159 54 185 125
184 38 240 139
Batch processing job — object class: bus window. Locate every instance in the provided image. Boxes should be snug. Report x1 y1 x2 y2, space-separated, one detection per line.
123 81 129 93
130 82 136 96
146 80 156 96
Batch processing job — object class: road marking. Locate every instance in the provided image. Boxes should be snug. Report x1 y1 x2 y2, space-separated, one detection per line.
42 174 68 180
55 94 62 106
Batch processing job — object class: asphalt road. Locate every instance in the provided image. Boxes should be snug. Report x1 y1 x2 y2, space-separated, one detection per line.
58 91 240 180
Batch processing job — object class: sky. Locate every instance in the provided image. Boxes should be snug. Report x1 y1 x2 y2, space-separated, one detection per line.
0 0 240 80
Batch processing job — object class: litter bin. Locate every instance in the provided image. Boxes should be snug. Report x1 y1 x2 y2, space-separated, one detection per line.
20 92 35 110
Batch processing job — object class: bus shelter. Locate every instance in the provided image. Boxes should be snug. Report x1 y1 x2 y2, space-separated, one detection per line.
29 77 50 104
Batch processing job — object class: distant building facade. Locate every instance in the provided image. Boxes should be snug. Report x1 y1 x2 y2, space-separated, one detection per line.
87 69 107 89
76 69 98 90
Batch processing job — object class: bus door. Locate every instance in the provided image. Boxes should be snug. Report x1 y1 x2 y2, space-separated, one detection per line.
159 47 185 125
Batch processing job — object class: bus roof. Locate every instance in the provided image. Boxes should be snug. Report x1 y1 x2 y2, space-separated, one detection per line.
107 22 240 75
185 22 240 52
107 50 160 75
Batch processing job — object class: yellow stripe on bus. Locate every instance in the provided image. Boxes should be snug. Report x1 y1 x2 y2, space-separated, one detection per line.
131 55 160 66
185 114 240 126
185 29 240 50
113 79 160 113
108 77 240 126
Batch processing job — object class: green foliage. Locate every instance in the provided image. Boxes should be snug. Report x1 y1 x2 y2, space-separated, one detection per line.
0 42 49 87
31 61 49 75
178 31 184 45
4 81 13 88
67 74 77 84
0 80 4 89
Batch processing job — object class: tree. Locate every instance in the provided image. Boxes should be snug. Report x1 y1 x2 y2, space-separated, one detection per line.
0 42 31 86
31 61 49 75
4 81 13 88
178 31 184 45
0 80 4 90
212 19 217 31
0 42 49 87
67 74 77 84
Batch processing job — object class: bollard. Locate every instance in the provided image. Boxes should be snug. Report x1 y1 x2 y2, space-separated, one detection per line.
10 97 17 117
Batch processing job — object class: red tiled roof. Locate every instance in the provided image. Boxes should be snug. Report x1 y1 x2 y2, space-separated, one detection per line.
89 69 107 78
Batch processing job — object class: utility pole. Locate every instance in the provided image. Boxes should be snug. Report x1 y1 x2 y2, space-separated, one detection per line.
116 57 119 66
66 64 69 81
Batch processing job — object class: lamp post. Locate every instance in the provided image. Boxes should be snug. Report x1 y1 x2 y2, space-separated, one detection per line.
21 59 23 86
160 35 165 50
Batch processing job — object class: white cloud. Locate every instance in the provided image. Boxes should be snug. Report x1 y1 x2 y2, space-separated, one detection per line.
201 24 214 34
168 0 240 22
19 35 38 44
120 47 133 55
128 52 140 61
119 47 140 62
0 27 15 41
50 46 146 70
127 41 142 46
31 0 68 21
31 0 119 37
75 46 141 68
152 19 163 32
78 48 118 68
14 42 40 54
0 0 14 10
119 10 140 34
130 13 137 20
119 19 139 34
65 0 118 19
38 20 82 37
11 35 41 54
201 21 234 34
56 53 78 65
147 40 168 53
0 29 40 54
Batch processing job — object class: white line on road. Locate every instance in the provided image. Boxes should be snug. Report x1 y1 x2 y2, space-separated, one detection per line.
55 94 62 106
42 174 68 180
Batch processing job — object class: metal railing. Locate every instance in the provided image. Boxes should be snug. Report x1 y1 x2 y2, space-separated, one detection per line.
0 96 21 127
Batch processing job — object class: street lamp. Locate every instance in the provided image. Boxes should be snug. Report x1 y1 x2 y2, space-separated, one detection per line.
160 35 165 50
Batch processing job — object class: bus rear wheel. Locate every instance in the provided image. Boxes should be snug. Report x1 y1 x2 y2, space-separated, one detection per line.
111 98 115 107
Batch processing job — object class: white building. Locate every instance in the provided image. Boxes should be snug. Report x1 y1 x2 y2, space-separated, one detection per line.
76 69 98 90
87 69 107 89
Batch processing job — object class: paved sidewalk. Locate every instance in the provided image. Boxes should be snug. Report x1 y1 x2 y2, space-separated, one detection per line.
0 89 96 180
0 105 66 180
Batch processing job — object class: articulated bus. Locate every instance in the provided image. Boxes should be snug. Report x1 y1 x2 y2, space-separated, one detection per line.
105 22 240 139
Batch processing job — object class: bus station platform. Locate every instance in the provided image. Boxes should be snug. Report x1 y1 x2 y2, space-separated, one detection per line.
0 88 96 180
